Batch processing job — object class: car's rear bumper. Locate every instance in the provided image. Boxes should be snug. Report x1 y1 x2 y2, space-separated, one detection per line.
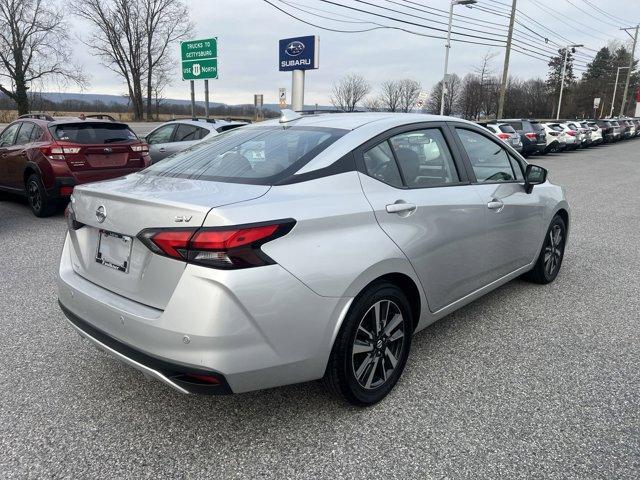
60 302 232 395
57 233 351 394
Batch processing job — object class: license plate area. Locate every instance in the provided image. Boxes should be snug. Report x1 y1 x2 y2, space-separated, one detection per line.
95 230 133 273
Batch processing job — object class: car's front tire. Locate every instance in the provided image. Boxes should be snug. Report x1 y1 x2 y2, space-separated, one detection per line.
524 214 567 284
324 281 413 406
26 174 59 217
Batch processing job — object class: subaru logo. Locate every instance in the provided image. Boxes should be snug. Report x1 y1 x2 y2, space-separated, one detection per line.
103 147 113 153
96 205 106 223
285 41 305 57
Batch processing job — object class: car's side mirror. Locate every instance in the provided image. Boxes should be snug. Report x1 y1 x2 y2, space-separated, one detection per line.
525 164 547 193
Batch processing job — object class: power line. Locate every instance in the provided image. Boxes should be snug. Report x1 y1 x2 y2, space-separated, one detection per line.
581 0 632 25
264 0 507 47
563 0 621 29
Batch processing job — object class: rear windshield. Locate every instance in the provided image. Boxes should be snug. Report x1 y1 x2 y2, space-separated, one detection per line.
143 126 346 185
498 124 516 134
216 124 245 133
531 122 544 132
50 122 138 144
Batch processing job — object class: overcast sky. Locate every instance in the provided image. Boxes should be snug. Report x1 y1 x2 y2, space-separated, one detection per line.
66 0 639 105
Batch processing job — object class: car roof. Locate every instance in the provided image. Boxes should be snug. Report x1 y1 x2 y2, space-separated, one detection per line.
251 112 475 131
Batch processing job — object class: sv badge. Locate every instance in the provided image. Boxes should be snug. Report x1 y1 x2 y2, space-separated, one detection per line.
174 215 193 223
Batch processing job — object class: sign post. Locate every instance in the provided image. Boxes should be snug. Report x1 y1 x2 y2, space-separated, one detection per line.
278 36 319 112
279 88 287 109
254 94 264 121
181 37 218 119
593 97 601 119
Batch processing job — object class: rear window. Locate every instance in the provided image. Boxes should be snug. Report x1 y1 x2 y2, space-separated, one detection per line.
143 126 345 185
531 122 544 132
498 124 516 134
50 122 138 144
507 121 523 131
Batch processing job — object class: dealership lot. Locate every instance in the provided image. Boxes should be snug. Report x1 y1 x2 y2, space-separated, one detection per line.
0 141 638 478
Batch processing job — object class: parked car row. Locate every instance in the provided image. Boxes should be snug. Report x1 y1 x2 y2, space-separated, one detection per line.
481 117 640 157
0 115 246 216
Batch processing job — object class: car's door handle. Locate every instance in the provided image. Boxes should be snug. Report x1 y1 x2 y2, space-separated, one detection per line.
386 202 416 214
158 147 166 152
487 199 504 210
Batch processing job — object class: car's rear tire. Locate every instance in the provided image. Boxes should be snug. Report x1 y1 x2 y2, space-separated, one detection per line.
524 214 567 284
324 282 413 406
26 174 59 217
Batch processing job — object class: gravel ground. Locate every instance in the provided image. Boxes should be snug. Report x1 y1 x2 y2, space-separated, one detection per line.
0 140 638 479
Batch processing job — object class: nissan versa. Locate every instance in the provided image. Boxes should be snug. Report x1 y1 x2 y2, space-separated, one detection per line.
58 112 569 406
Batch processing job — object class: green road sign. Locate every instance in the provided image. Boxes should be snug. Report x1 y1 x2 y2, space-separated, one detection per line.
181 38 217 80
182 58 218 80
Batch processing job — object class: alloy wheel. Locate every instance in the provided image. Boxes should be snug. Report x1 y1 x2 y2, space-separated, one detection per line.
351 299 405 390
543 224 564 277
27 180 42 213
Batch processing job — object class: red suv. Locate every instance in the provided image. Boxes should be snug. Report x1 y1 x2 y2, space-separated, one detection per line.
0 114 150 216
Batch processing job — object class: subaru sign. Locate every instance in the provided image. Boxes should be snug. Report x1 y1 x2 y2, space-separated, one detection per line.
279 35 319 71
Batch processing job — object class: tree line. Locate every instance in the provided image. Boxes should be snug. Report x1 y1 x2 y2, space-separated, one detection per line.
331 41 639 120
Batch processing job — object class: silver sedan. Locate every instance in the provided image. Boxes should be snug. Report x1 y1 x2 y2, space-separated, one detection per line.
58 111 569 406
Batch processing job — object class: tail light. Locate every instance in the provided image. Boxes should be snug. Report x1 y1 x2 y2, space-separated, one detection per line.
131 144 149 152
566 131 577 136
525 132 537 140
40 145 81 160
137 220 295 269
497 133 510 140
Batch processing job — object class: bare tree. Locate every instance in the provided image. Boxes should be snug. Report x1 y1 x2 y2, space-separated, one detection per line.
363 96 383 112
378 80 401 112
142 0 191 120
330 74 371 112
73 0 191 120
0 0 84 114
426 74 461 115
398 78 422 112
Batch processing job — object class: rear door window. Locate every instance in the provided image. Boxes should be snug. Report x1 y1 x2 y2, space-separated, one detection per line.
456 128 517 183
51 123 137 144
388 129 459 188
0 123 21 147
14 123 36 145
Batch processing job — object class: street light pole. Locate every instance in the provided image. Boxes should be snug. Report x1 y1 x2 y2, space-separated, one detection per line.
619 25 639 117
556 44 582 120
440 0 477 116
610 66 630 118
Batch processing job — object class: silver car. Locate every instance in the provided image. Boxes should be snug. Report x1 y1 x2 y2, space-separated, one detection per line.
58 112 570 405
145 118 247 163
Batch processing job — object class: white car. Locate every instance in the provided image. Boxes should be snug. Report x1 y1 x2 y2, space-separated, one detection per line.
556 123 579 150
541 123 565 153
145 119 248 163
481 123 523 153
586 122 603 145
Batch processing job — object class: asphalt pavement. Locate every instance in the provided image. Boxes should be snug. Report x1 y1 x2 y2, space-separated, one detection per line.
0 140 638 479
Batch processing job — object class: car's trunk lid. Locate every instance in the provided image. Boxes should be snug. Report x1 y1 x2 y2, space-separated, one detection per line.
67 173 270 309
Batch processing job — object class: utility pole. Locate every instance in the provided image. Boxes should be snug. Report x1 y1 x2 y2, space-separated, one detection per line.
497 0 517 119
619 25 639 117
610 66 630 117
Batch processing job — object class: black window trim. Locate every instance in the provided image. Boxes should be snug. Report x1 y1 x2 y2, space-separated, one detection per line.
447 122 529 186
354 121 471 190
